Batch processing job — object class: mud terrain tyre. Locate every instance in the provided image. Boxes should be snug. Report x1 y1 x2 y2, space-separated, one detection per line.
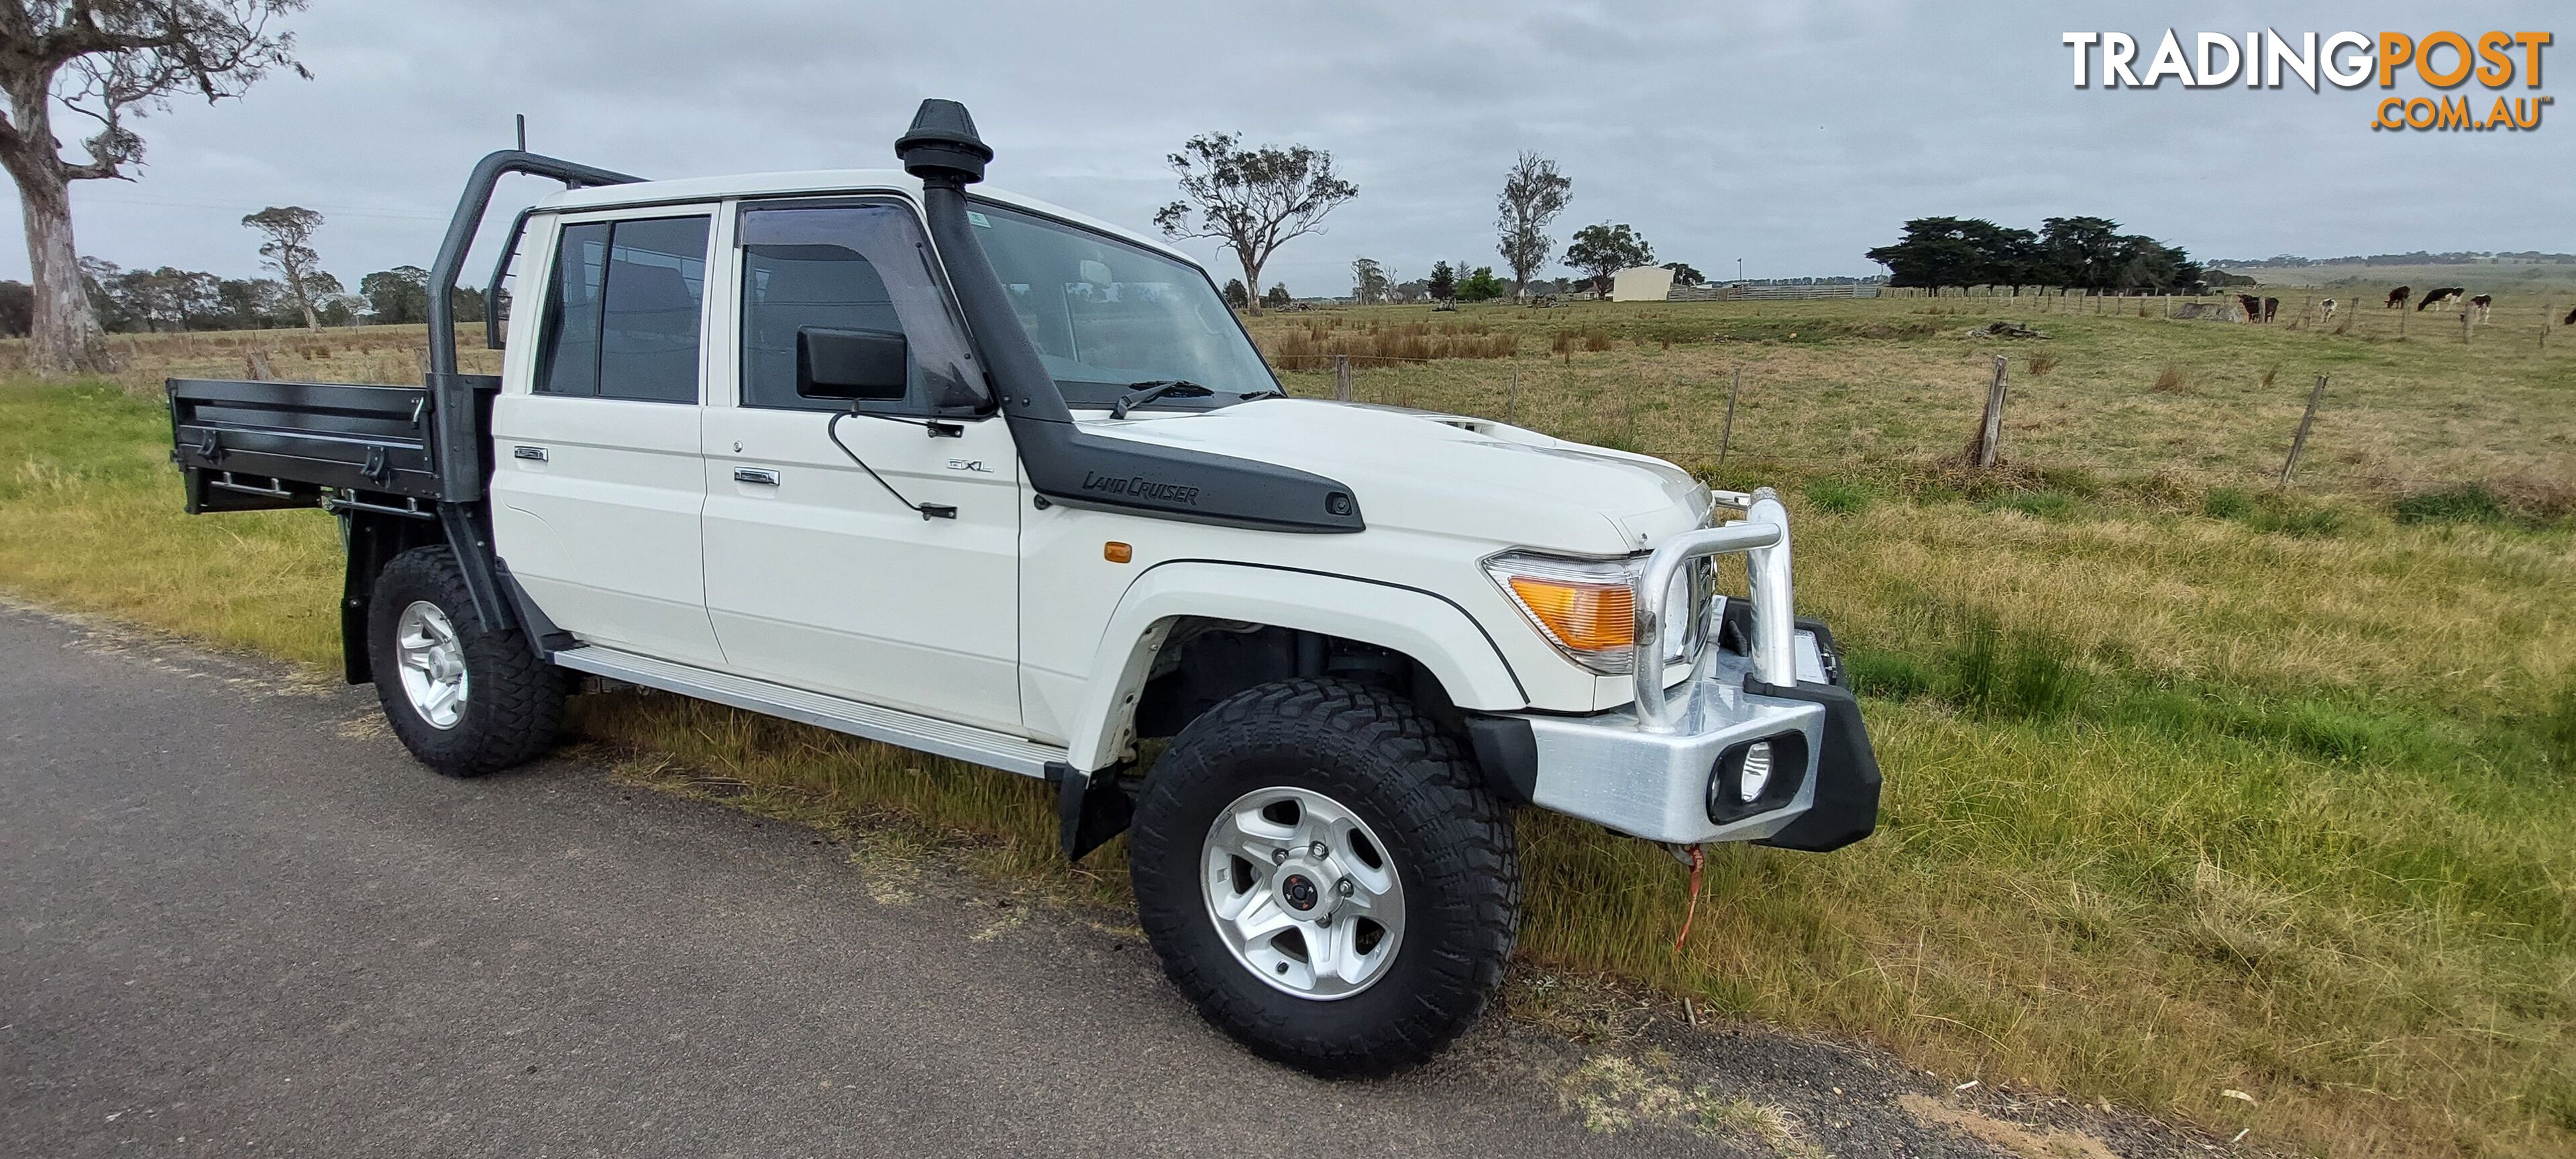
368 546 565 777
1129 677 1521 1076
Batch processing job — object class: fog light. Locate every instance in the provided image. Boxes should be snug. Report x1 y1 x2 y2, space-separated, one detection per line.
1707 732 1809 824
1738 740 1773 803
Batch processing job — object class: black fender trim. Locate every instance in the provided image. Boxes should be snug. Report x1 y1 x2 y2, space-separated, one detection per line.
1460 714 1538 806
1744 677 1881 852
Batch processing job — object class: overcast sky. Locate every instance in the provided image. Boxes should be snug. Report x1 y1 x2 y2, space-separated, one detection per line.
20 0 2565 295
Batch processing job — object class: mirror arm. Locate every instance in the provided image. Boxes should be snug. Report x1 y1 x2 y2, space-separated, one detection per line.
824 409 958 520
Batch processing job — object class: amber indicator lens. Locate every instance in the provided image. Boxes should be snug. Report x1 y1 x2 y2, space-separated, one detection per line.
1503 575 1635 651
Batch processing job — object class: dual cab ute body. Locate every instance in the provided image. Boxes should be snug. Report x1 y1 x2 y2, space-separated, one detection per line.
168 101 1878 1072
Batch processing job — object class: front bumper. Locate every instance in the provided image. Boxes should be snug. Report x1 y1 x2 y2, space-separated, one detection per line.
1462 487 1881 851
1467 628 1882 848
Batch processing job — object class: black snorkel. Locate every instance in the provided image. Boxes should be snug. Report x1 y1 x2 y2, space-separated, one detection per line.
896 99 1364 533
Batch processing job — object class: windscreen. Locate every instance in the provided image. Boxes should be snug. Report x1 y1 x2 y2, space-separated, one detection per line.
965 201 1279 404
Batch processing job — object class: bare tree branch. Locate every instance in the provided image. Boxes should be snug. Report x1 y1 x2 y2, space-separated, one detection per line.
0 0 307 373
1155 132 1356 315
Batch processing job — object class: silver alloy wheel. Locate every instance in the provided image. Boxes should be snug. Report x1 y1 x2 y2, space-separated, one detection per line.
1201 785 1406 999
394 600 469 730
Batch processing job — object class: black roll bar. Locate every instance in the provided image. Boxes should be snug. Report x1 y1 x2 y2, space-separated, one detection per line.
425 150 641 501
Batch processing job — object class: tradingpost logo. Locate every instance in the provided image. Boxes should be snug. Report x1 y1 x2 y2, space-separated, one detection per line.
2061 30 2553 131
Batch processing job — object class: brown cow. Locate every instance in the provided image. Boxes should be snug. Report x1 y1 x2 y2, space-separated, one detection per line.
2237 293 2264 321
2469 294 2492 322
2386 286 2411 308
2563 304 2575 327
2262 296 2279 323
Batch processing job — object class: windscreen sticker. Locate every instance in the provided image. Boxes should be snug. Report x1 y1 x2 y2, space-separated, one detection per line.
967 211 991 228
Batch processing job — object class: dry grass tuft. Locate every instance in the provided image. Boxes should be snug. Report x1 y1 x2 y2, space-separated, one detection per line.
1263 319 1517 370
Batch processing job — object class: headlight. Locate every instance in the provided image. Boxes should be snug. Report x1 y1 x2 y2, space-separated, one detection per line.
1485 550 1702 675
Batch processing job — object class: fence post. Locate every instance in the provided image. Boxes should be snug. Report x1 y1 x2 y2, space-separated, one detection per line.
2279 375 2327 487
2544 303 2554 351
1717 364 1742 466
1333 353 1352 402
2461 309 2471 344
1505 366 1519 423
1974 354 2008 467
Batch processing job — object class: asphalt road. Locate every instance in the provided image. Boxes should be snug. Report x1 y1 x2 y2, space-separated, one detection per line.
0 604 2169 1158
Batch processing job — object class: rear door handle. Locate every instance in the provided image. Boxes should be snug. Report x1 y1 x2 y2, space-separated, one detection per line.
512 445 547 462
733 467 780 486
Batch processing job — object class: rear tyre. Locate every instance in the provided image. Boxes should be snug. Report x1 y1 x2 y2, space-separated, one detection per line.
1129 677 1520 1076
368 546 565 777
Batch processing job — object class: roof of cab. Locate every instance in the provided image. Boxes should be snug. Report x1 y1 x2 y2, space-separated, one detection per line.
533 168 1197 266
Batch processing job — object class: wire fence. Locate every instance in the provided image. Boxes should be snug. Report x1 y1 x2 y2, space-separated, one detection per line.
1265 341 2571 502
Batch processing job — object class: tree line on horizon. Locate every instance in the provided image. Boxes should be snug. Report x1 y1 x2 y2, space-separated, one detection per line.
0 203 492 339
2210 250 2576 268
1863 216 2224 295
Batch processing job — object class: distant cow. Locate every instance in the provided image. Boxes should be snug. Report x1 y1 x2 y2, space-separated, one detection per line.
2385 286 2410 309
2469 294 2492 321
2237 293 2264 321
2319 298 2337 320
2416 287 2465 312
2262 296 2279 323
2565 304 2576 327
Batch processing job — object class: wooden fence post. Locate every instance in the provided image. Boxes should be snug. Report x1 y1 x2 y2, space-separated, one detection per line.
2544 303 2553 351
1333 354 1352 402
1717 364 1742 466
1505 366 1519 423
2279 375 2327 487
1974 354 2008 467
2461 309 2471 343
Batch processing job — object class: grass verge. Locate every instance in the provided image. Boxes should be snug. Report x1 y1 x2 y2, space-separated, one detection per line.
5 370 2572 1158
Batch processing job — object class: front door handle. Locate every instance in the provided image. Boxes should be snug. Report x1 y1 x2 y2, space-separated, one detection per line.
512 445 547 462
733 467 781 486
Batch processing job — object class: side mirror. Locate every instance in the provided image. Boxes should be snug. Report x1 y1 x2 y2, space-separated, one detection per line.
797 326 908 402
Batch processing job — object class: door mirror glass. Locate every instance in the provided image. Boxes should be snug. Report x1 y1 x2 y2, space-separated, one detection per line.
796 326 908 402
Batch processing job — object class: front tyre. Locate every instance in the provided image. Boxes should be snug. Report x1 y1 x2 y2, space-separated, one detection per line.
368 546 566 777
1129 678 1521 1076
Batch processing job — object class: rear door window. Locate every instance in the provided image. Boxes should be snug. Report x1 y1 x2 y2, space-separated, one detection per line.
535 215 710 402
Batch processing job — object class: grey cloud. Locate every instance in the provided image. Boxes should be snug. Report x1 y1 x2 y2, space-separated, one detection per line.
19 0 2567 295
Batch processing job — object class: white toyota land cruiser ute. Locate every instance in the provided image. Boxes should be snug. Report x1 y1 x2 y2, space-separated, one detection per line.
166 100 1880 1074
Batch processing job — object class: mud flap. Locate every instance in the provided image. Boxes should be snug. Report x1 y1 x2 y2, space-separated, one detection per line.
1052 763 1134 863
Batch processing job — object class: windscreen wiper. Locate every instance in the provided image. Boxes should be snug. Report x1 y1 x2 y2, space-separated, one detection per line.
1110 379 1214 419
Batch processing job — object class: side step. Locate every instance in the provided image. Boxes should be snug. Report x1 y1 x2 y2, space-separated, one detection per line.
553 646 1066 779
